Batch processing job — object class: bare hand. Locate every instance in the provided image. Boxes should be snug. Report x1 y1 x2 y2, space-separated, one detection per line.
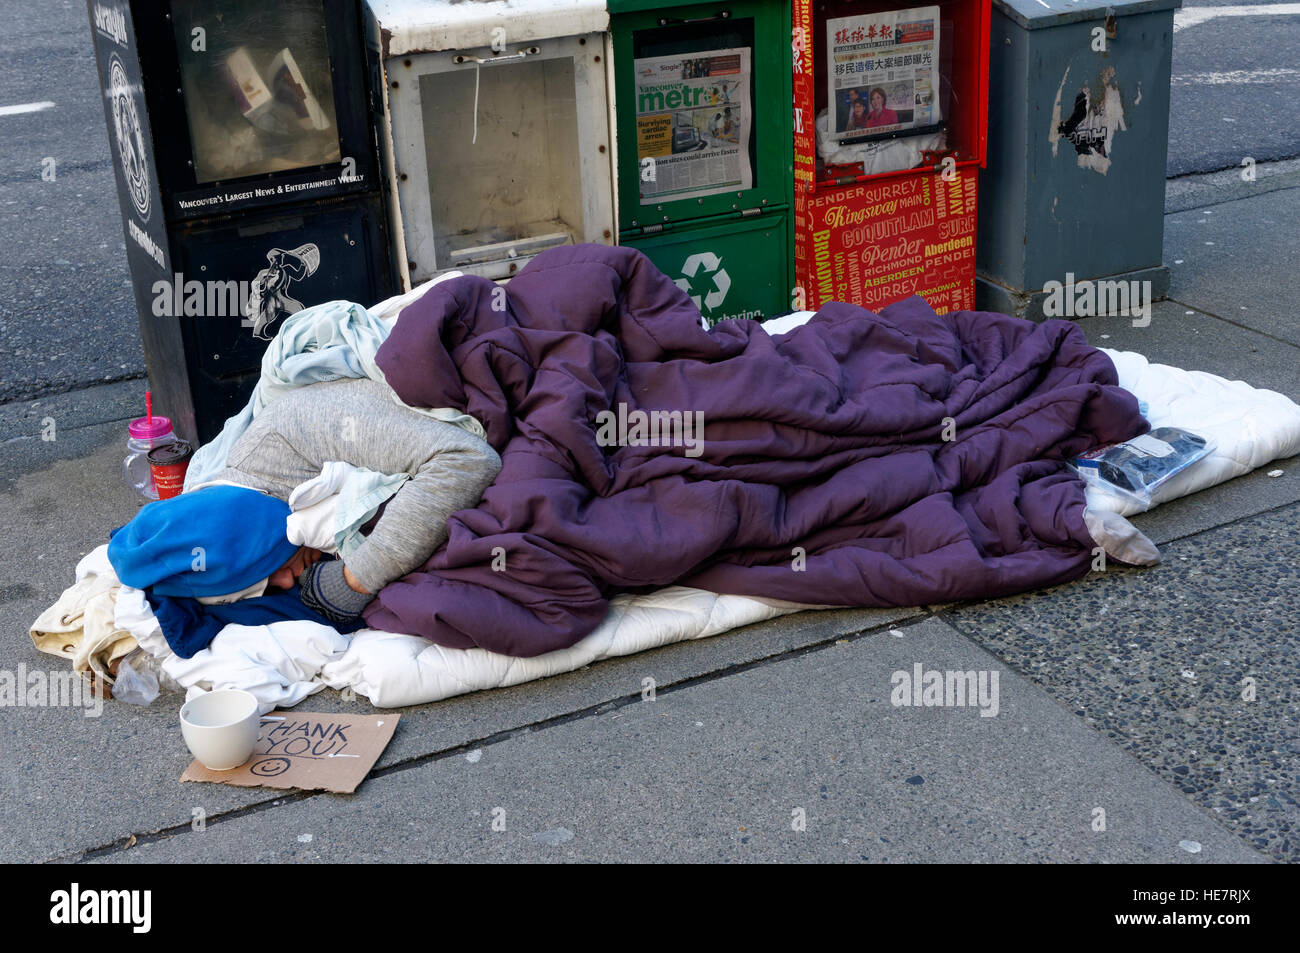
342 565 371 595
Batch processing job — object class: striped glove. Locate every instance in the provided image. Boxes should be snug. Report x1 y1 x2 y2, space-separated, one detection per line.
298 559 373 625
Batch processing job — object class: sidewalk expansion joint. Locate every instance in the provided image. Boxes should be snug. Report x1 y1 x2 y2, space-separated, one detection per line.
57 610 933 863
61 790 320 865
1 417 130 444
365 609 934 785
0 372 147 410
933 604 1277 864
1147 495 1300 549
1166 298 1300 352
1166 155 1300 183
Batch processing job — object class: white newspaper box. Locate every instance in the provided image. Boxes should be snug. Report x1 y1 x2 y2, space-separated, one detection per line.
366 0 617 286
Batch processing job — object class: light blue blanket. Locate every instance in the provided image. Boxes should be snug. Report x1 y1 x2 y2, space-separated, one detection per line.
184 296 484 491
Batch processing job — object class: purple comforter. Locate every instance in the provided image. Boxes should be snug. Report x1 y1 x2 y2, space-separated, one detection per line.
364 244 1145 656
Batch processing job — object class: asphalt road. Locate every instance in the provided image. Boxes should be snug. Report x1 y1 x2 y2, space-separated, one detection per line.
0 0 1297 405
0 0 140 406
1169 2 1300 175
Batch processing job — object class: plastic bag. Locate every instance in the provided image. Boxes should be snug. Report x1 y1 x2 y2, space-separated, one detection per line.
1072 427 1215 509
111 648 181 706
814 109 946 175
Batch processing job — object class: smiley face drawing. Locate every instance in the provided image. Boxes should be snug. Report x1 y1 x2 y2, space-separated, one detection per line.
248 757 292 777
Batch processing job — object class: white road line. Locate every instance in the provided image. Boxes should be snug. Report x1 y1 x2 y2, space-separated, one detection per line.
0 101 55 117
1174 4 1300 32
1173 67 1300 85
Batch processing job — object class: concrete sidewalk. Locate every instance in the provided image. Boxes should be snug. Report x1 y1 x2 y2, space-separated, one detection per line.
2 170 1296 864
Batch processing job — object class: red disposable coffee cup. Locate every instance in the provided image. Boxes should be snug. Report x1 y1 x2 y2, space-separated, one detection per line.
148 440 194 500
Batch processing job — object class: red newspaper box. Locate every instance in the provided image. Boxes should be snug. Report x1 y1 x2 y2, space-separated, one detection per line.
793 0 989 313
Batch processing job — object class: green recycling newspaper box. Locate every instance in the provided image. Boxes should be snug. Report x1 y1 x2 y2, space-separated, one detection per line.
611 0 795 325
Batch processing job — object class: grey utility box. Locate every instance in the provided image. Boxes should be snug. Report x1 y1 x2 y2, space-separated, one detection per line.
976 0 1182 320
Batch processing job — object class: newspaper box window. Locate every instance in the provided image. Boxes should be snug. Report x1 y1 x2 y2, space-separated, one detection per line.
415 51 586 275
792 0 990 314
632 26 756 209
138 0 381 222
820 6 949 175
169 1 341 184
611 0 795 328
368 0 616 285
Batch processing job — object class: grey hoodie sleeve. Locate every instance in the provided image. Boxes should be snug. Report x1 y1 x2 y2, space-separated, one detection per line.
219 376 502 594
343 424 501 593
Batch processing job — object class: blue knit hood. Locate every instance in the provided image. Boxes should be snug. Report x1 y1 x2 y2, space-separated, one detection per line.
107 485 298 598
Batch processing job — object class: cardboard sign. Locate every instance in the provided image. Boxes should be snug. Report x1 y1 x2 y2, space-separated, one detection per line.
182 711 399 794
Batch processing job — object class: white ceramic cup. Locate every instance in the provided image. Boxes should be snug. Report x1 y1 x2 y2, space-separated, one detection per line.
180 689 261 771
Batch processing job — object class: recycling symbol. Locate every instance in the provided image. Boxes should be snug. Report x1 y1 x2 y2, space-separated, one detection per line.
675 251 731 314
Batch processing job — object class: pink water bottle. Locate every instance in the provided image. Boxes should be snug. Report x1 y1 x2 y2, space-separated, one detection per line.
123 391 176 500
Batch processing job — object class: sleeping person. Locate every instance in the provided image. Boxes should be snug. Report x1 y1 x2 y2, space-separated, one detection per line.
108 376 501 629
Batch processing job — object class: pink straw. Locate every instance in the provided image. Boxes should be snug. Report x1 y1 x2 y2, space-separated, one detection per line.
146 390 152 425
